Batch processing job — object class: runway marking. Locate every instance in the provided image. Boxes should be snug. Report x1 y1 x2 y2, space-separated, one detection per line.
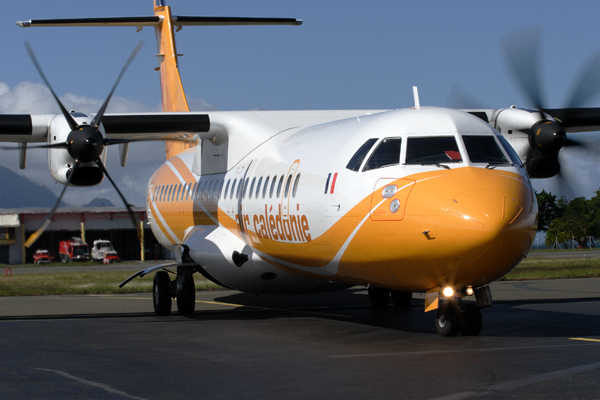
571 337 600 343
35 368 148 400
429 361 600 400
196 300 352 318
329 342 600 358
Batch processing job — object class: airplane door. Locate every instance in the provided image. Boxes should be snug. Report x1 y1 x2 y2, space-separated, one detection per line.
281 160 300 219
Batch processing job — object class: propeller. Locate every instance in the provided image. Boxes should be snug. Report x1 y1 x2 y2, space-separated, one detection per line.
502 27 600 178
23 41 144 248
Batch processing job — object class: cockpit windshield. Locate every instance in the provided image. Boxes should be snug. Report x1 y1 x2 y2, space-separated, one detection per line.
405 136 462 165
462 135 510 164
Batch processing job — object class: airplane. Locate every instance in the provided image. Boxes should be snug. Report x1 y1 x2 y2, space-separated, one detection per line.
3 0 600 336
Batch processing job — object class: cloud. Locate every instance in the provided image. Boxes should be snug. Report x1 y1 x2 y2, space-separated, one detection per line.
0 81 217 207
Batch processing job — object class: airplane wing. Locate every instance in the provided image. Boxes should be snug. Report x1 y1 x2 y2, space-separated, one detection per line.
0 113 210 143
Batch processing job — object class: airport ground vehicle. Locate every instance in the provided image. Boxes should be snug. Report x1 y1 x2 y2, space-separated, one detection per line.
32 249 54 264
92 239 120 264
59 237 90 263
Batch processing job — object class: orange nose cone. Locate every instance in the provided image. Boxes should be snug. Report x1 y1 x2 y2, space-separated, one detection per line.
436 175 537 288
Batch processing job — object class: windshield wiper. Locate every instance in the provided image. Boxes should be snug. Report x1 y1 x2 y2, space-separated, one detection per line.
486 162 513 169
421 163 450 170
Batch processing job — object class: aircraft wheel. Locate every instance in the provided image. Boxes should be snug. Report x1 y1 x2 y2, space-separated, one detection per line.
153 271 171 316
368 286 390 308
391 290 412 309
176 275 196 315
436 304 459 336
459 304 483 336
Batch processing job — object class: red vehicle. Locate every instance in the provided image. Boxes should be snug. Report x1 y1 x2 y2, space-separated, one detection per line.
59 237 90 262
33 249 54 265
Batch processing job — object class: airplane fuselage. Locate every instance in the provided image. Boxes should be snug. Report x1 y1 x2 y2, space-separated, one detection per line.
146 107 537 295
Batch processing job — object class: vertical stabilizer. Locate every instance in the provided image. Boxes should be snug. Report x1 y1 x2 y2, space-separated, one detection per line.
153 1 198 159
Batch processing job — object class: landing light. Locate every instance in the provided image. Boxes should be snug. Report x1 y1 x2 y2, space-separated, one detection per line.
442 287 454 297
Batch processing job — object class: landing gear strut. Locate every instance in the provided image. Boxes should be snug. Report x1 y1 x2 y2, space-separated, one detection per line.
152 267 196 316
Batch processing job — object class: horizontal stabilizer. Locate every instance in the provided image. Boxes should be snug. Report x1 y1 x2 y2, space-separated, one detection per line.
17 16 302 28
17 16 161 27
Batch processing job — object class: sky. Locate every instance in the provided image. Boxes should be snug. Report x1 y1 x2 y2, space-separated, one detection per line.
2 0 600 207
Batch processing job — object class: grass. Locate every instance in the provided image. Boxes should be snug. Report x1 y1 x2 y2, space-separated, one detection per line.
502 257 600 281
0 270 224 296
1 254 599 296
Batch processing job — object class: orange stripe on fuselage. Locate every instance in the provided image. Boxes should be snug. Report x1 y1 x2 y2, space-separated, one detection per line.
151 161 536 292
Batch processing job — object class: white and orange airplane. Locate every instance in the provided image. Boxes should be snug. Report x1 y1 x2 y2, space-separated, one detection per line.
4 1 600 336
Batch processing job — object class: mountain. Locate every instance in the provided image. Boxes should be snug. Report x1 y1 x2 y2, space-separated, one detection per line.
84 198 116 207
0 165 58 208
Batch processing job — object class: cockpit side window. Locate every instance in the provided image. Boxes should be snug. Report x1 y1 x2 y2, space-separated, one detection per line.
463 135 510 164
405 137 462 164
497 135 522 165
346 138 378 172
363 138 402 172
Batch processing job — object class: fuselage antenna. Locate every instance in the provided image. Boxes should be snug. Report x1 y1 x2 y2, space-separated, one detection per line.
413 86 421 109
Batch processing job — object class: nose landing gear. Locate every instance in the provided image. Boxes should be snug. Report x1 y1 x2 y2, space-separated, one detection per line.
435 300 483 336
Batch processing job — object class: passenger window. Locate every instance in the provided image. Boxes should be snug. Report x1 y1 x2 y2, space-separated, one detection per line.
263 176 270 198
292 174 301 198
217 180 225 199
363 138 402 171
463 135 509 164
236 179 243 199
224 179 231 199
167 184 173 202
242 178 249 198
276 176 284 197
256 177 263 199
270 176 277 198
284 175 292 198
406 137 462 164
346 138 378 171
206 181 214 200
249 177 256 199
230 179 237 200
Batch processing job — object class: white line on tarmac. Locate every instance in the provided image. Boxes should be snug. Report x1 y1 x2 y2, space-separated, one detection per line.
35 368 148 400
428 361 600 400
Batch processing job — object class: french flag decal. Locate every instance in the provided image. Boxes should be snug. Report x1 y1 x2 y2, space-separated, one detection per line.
324 172 338 194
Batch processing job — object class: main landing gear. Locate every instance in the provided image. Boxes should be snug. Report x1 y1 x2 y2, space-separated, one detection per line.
367 286 413 309
153 266 196 316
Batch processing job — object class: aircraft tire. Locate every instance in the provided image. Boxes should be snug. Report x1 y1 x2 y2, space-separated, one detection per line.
436 305 459 336
459 304 482 336
368 286 390 308
176 275 195 315
391 290 412 309
153 271 172 316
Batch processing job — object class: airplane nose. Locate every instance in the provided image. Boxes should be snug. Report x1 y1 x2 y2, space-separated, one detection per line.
436 175 537 287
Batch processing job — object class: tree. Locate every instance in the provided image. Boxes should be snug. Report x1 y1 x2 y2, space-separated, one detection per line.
535 189 567 231
545 196 599 248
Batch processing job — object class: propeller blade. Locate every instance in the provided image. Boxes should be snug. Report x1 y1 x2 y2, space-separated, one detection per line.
94 159 142 240
564 49 600 108
91 41 145 129
502 27 546 110
1 142 68 151
24 41 79 131
24 160 81 248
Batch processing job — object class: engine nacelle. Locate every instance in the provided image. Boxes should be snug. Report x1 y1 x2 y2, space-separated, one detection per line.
47 113 107 186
